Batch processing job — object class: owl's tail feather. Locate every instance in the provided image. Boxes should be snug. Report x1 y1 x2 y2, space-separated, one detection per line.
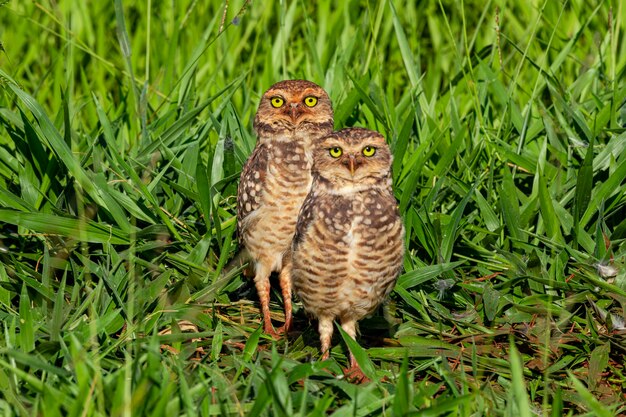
221 248 253 278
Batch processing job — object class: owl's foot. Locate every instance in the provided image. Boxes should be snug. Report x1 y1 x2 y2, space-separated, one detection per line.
262 312 292 339
342 363 370 384
263 320 283 340
278 260 293 335
260 309 294 339
342 354 370 384
268 322 291 339
275 306 292 335
274 323 290 337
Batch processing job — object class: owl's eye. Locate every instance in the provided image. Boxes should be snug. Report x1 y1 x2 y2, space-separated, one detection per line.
362 146 376 157
270 97 285 108
329 147 343 158
304 96 318 107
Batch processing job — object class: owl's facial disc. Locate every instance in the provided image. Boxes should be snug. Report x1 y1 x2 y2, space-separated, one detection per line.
314 128 392 191
254 80 333 137
282 95 319 123
268 94 308 123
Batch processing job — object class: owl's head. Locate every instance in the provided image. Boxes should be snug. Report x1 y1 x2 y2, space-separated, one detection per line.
253 80 333 138
313 128 393 193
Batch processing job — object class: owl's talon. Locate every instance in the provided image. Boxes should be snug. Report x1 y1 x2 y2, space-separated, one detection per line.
274 325 288 336
280 312 293 334
342 364 370 384
268 318 292 338
265 329 282 340
262 320 282 340
341 353 371 383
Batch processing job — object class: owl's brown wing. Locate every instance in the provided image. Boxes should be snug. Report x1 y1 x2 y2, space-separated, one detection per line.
292 191 318 251
237 144 269 236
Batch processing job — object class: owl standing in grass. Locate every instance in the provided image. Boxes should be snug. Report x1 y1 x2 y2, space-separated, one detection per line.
291 127 405 380
237 80 333 338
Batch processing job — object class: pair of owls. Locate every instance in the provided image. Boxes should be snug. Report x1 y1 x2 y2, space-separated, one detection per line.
236 80 405 376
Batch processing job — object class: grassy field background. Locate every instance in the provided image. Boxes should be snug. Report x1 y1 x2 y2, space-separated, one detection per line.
1 0 625 415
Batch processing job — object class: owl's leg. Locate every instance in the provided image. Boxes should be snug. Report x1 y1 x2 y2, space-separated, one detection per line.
253 263 279 339
318 317 334 360
340 319 369 383
276 260 293 334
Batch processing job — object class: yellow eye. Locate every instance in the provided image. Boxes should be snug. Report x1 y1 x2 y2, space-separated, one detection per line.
329 147 343 158
362 146 376 157
270 97 284 108
304 96 318 107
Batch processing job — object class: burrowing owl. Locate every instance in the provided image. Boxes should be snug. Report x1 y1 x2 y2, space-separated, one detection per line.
291 127 404 378
237 80 333 337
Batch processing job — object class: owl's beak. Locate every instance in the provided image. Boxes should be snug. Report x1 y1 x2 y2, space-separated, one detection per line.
348 155 356 176
341 154 360 176
289 103 301 122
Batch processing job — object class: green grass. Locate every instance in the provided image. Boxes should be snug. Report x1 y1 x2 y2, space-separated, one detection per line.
1 0 625 415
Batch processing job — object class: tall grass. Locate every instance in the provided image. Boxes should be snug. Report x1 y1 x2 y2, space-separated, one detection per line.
0 0 625 415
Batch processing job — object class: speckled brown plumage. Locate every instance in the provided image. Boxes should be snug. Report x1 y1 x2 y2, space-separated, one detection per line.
291 127 405 378
237 80 333 337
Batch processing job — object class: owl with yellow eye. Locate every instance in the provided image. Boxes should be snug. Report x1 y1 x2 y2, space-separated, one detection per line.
291 127 405 381
237 80 334 338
